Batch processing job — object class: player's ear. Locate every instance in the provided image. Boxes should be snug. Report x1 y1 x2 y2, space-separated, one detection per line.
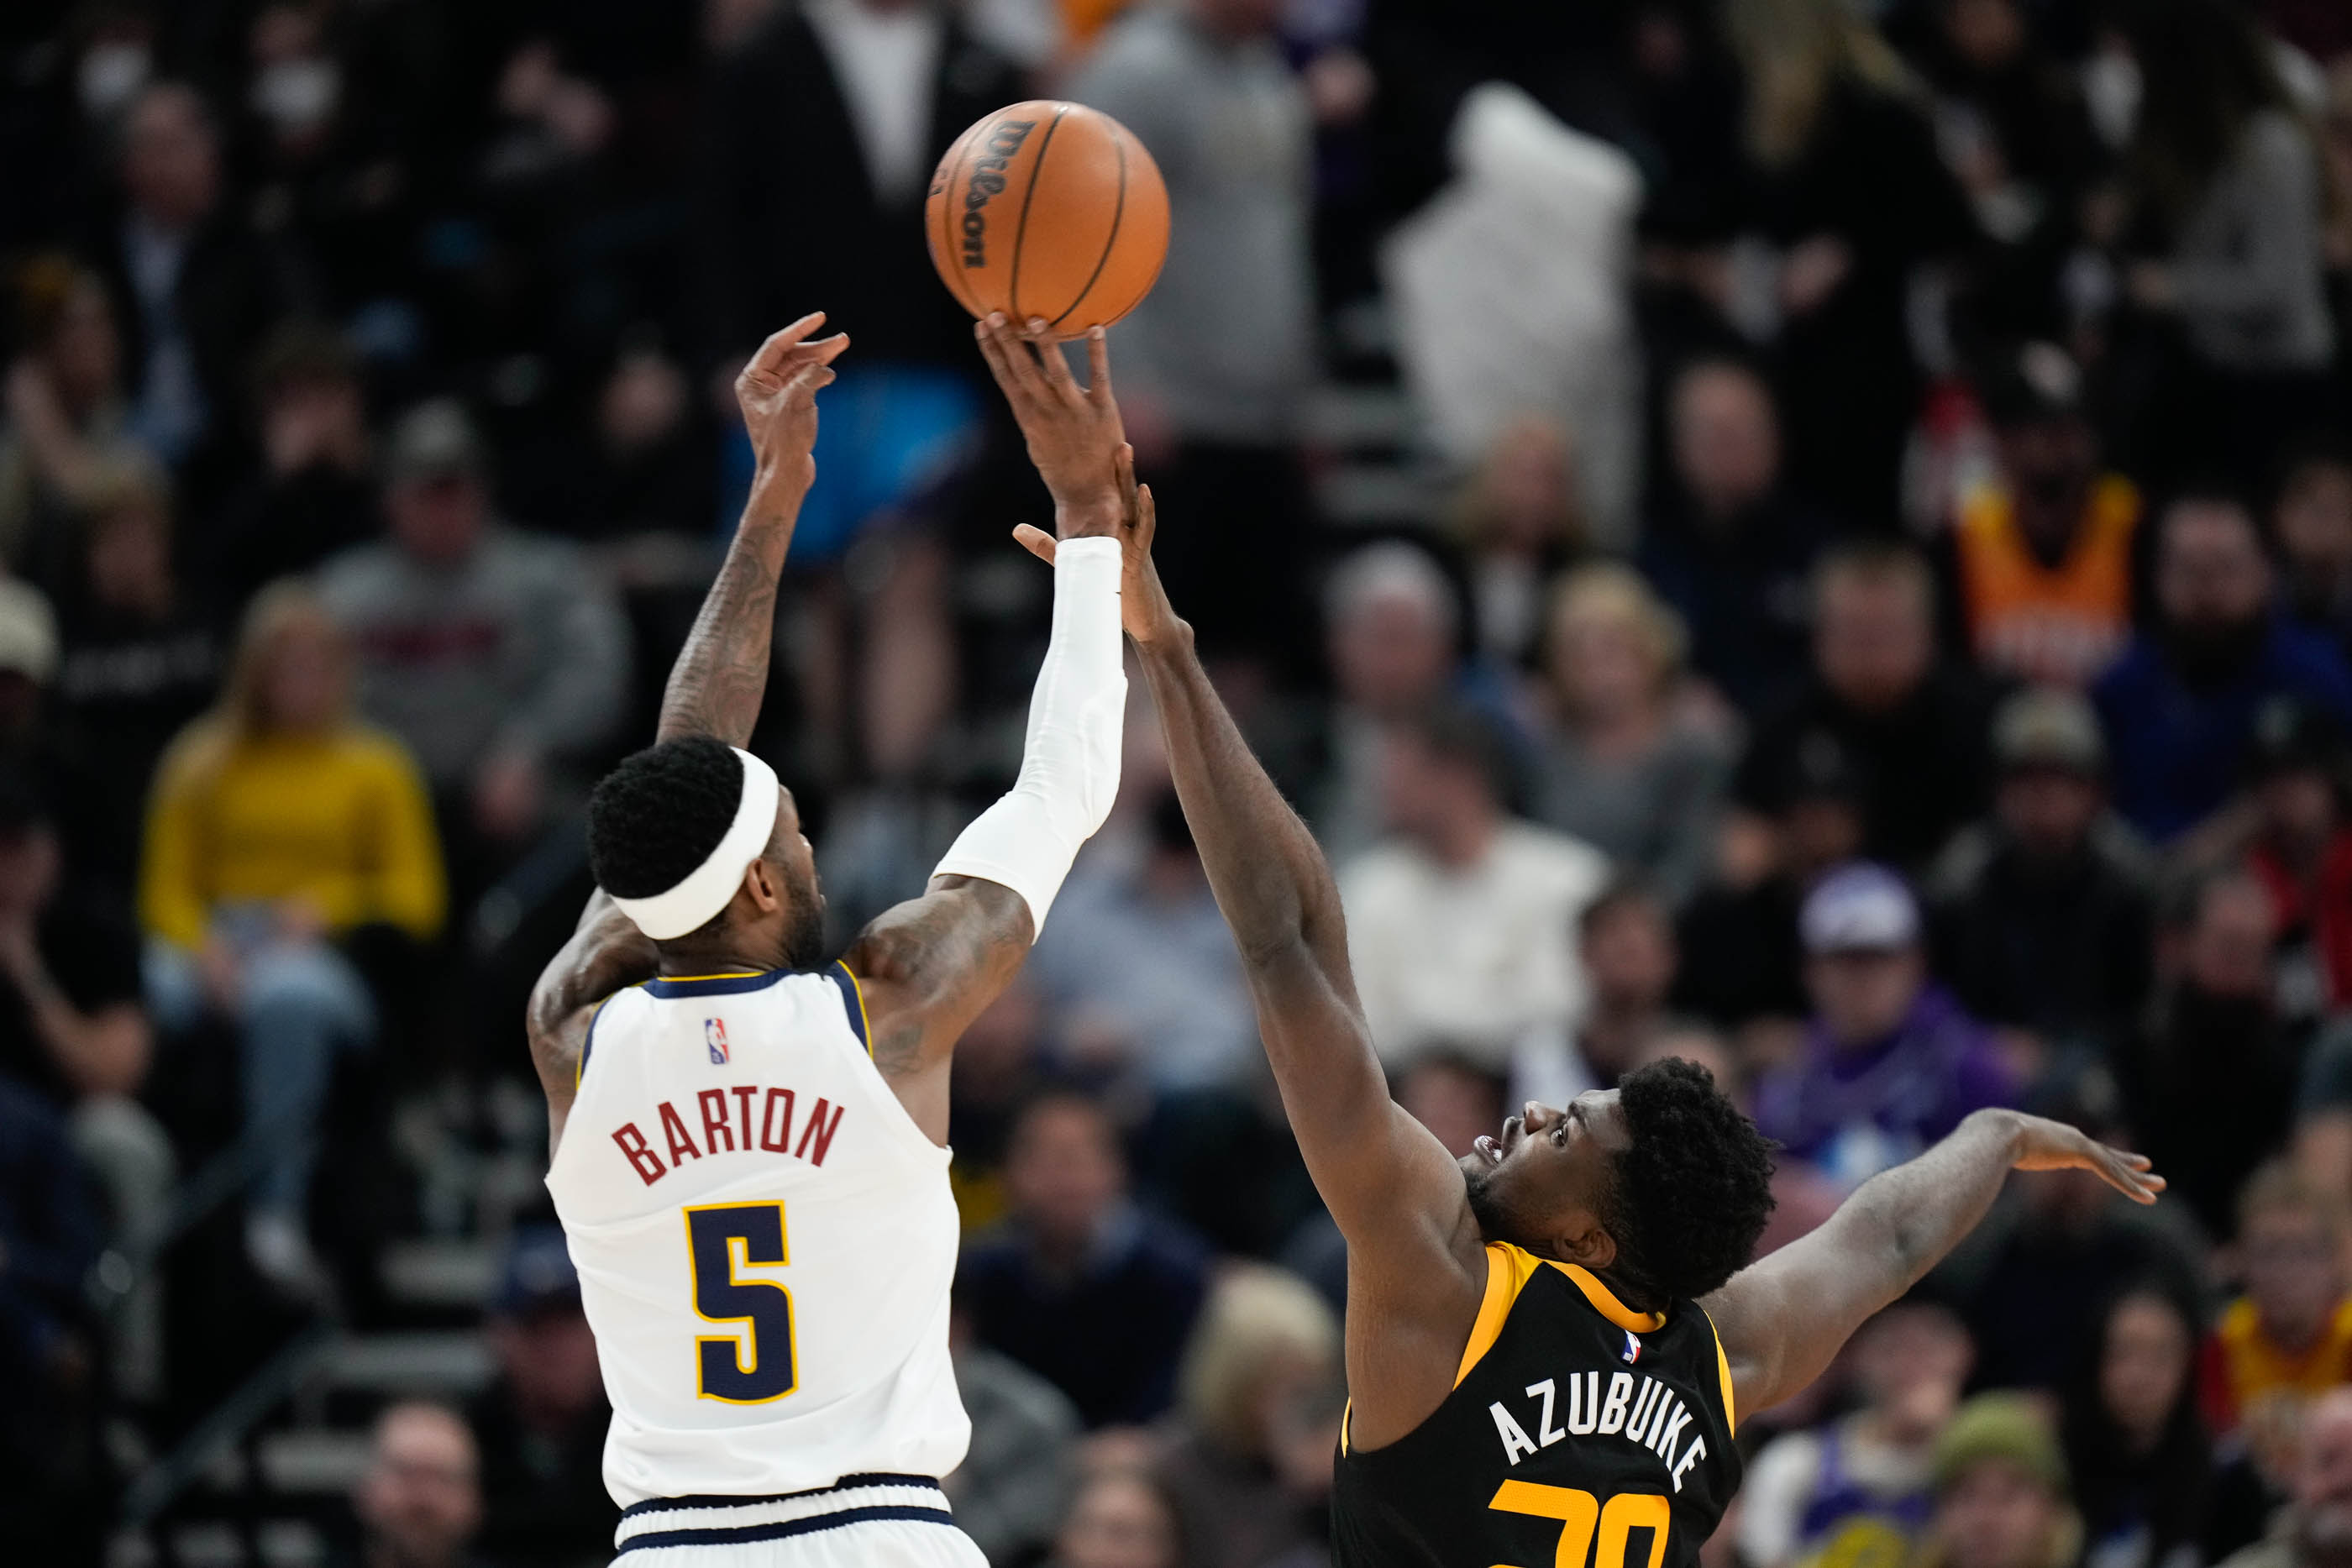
741 858 781 913
1558 1216 1616 1273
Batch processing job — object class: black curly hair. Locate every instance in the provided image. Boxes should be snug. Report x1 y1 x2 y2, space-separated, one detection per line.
1600 1057 1777 1303
586 737 750 931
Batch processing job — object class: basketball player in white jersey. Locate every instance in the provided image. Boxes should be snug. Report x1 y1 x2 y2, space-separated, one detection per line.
525 312 1133 1565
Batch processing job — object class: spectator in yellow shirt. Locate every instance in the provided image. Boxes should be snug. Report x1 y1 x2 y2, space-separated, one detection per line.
140 581 444 1295
2200 1162 2352 1477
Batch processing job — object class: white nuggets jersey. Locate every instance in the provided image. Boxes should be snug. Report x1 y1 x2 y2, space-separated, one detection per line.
545 965 969 1507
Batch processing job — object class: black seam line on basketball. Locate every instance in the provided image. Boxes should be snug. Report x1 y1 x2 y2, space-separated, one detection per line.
1006 103 1069 325
942 125 986 316
1050 126 1129 330
614 1506 958 1554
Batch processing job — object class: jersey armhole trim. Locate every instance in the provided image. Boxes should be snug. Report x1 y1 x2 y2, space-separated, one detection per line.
829 962 873 1056
1456 1243 1530 1387
576 997 612 1088
1696 1301 1736 1433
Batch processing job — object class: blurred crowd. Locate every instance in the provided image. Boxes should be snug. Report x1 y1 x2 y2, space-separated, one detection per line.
7 0 2352 1565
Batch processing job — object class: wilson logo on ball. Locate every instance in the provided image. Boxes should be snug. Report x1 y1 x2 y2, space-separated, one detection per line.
960 118 1038 269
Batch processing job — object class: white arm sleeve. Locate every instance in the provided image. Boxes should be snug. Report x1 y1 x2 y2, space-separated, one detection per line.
932 536 1126 936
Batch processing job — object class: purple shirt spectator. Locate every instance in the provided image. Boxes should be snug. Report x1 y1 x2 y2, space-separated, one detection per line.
1754 864 2019 1189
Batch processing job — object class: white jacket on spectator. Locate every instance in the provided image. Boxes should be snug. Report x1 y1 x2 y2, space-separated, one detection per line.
1384 83 1646 548
1338 819 1610 1071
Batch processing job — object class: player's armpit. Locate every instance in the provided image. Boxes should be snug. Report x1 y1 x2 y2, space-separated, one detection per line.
526 890 659 1150
844 875 1033 1146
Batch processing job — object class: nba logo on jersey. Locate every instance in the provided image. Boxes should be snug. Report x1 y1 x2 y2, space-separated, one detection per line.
705 1018 729 1064
1621 1329 1643 1365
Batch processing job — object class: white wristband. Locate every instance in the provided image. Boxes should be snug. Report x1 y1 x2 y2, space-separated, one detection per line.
932 536 1126 936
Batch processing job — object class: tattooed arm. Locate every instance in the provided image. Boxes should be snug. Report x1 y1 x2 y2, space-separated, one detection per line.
655 312 848 746
525 314 844 1148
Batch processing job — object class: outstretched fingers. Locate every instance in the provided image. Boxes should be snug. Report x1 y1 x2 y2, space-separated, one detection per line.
1022 317 1086 407
1084 327 1114 408
2093 1144 2165 1205
745 312 827 379
977 313 1047 408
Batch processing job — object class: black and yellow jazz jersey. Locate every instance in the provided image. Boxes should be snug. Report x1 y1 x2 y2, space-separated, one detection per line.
1332 1242 1740 1568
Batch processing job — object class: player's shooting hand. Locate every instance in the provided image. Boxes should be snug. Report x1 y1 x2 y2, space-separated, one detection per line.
735 312 849 513
2004 1110 2166 1205
974 314 1124 538
1013 443 1182 645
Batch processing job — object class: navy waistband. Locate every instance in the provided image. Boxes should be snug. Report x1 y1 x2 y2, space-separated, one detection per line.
619 1473 946 1522
614 1503 958 1555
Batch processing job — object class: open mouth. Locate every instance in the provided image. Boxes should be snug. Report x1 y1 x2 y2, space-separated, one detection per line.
1473 1135 1503 1167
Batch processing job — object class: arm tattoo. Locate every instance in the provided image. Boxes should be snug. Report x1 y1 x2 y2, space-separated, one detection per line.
656 522 790 747
851 877 1032 1078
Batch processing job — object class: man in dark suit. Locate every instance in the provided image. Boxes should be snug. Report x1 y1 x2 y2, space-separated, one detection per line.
696 1 1022 561
94 81 303 511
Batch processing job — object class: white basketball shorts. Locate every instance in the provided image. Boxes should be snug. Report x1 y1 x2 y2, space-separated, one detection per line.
612 1474 988 1568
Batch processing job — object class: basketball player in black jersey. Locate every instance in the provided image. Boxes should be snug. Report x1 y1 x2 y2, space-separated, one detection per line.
974 315 2167 1568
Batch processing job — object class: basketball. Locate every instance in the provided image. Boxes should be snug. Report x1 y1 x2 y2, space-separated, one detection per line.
925 100 1171 340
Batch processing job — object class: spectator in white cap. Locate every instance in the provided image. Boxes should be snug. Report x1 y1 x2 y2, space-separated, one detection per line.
1753 863 2019 1190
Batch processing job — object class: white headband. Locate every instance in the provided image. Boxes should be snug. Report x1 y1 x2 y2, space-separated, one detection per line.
607 747 782 941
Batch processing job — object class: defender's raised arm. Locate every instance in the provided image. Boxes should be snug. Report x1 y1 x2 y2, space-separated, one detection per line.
1704 1107 2163 1423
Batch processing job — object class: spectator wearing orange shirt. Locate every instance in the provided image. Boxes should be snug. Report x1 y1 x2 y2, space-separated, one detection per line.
2201 1164 2352 1450
1940 343 2142 690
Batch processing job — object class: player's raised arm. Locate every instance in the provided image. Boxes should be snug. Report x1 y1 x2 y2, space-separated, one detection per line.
842 316 1132 1143
998 327 1488 1434
1703 1109 2163 1423
656 312 848 746
525 313 844 1139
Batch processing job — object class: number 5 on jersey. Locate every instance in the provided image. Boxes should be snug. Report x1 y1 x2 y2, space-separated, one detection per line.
685 1202 797 1403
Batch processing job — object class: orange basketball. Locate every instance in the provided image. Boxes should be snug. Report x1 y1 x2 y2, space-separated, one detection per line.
925 101 1170 341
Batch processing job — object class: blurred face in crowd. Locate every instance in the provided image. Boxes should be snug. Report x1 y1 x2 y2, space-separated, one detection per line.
1057 1471 1180 1568
491 1304 603 1434
387 473 488 569
1782 795 1866 880
87 498 175 618
2276 463 2352 590
1672 364 1779 521
1548 599 1665 726
1997 767 2102 859
1932 1459 2063 1568
1478 417 1579 555
1331 590 1453 717
2258 765 2341 853
2181 877 2276 1000
1583 897 1677 1018
354 1404 481 1568
1462 1091 1629 1269
1807 946 1925 1047
1815 569 1934 713
601 349 689 457
1378 731 1497 860
256 610 349 733
45 278 122 414
1852 1306 1971 1445
1399 1057 1505 1159
264 370 369 477
1995 415 2097 535
2157 501 2271 638
1943 0 2027 69
2296 1391 2352 1564
2243 1202 2346 1350
2098 1292 2192 1449
123 84 221 230
1006 1098 1125 1250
